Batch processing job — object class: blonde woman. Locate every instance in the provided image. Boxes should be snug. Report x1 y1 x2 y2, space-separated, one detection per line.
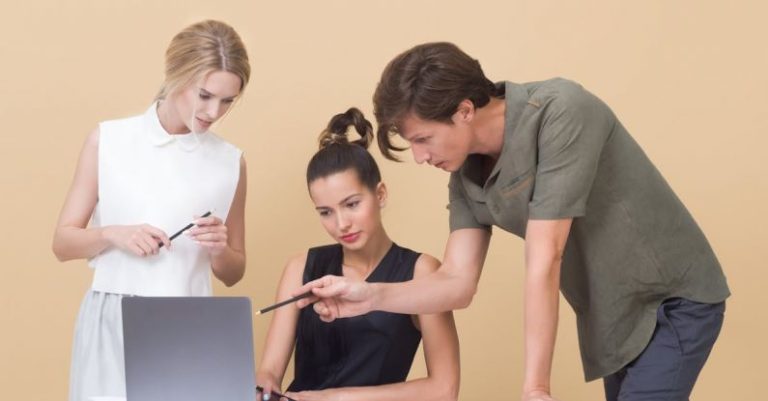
52 20 250 400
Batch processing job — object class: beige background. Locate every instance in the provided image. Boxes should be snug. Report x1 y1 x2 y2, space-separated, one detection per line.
1 1 766 400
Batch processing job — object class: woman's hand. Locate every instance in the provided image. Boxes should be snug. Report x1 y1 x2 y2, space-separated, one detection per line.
103 224 169 256
255 371 282 401
187 214 228 256
284 388 345 401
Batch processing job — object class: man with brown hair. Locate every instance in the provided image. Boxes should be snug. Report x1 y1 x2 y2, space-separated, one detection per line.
298 42 729 401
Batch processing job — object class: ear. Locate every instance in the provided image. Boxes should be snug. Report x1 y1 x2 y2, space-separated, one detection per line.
452 99 476 124
375 182 388 208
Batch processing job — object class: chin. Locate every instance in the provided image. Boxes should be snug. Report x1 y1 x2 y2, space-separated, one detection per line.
442 163 460 173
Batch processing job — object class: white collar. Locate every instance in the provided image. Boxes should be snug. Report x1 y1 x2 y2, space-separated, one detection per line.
144 102 208 151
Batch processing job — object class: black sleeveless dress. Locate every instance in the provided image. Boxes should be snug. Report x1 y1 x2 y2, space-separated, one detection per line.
287 243 423 391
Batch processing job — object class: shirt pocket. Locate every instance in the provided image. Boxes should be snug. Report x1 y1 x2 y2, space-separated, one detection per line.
491 170 536 236
466 199 495 227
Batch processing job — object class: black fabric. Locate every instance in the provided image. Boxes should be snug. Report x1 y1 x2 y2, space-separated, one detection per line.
288 243 422 391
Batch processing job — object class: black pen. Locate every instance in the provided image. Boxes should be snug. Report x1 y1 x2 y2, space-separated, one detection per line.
159 211 212 248
255 292 313 315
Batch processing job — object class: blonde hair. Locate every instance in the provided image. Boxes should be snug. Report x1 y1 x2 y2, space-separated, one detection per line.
155 20 250 101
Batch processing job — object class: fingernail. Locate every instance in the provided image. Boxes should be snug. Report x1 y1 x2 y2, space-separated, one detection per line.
262 393 271 401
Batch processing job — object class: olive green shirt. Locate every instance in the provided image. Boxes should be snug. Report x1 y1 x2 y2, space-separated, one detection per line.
448 79 730 381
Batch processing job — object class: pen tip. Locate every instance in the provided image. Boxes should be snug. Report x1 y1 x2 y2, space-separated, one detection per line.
254 310 262 315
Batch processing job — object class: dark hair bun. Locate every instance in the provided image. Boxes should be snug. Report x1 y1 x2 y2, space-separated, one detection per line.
319 108 373 150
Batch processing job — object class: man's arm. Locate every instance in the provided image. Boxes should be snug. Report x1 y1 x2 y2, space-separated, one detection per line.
521 219 572 401
296 228 491 320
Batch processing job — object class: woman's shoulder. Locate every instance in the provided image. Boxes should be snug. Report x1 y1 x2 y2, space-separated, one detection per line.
412 252 440 278
301 244 343 282
388 243 440 279
95 107 149 146
98 107 146 130
283 250 310 276
308 243 342 254
282 245 339 277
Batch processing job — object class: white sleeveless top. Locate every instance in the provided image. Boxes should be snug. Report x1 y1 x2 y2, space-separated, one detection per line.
89 103 242 296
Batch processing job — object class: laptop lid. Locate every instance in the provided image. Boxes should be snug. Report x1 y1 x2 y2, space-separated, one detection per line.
122 297 256 401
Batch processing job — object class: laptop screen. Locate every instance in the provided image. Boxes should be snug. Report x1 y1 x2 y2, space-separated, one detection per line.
122 297 256 401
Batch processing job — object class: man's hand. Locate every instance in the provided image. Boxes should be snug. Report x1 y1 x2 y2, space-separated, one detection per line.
294 275 375 322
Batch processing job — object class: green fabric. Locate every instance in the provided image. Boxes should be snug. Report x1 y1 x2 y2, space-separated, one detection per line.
448 78 730 381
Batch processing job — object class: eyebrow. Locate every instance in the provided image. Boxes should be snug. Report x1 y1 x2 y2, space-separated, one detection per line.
199 88 237 101
314 193 362 211
399 129 422 141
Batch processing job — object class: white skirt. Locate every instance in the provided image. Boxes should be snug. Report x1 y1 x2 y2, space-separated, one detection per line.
69 290 129 401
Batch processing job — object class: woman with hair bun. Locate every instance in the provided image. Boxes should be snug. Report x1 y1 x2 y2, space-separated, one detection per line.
52 20 251 400
255 108 460 401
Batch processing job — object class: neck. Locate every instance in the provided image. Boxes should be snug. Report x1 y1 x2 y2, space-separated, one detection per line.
156 98 191 135
342 228 393 276
470 97 506 159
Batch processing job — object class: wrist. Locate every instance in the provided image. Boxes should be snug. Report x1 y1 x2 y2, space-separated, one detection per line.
209 243 230 258
100 226 114 246
522 384 550 397
523 374 551 395
368 282 382 312
256 370 280 387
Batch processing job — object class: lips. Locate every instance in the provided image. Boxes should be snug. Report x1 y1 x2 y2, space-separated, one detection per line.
196 117 212 128
340 232 361 243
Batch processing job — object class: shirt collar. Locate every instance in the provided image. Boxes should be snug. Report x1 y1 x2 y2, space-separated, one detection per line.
457 81 531 200
143 102 208 150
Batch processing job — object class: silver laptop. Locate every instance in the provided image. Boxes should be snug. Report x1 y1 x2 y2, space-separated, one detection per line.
122 297 256 401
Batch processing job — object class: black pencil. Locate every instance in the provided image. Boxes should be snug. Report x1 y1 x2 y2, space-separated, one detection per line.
255 292 313 315
159 211 212 248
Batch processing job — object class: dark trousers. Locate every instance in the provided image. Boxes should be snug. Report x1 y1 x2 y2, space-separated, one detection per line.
603 298 725 401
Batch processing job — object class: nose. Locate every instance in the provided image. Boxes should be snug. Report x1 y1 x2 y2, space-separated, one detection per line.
411 145 430 165
198 99 226 122
204 100 223 120
336 210 352 232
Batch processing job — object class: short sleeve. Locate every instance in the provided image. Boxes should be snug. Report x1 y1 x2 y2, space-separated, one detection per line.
528 84 614 219
447 173 490 232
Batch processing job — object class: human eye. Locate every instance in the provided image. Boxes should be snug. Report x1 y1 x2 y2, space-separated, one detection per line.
198 90 211 100
346 200 360 209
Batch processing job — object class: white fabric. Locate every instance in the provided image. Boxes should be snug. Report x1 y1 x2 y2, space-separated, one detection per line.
89 103 242 296
69 291 128 401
